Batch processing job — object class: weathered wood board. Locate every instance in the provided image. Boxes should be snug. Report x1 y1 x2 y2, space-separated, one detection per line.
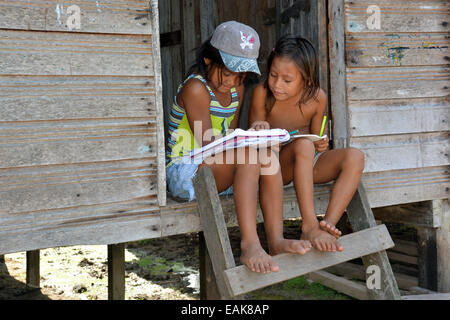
349 98 449 137
345 1 450 33
351 132 449 173
224 224 394 296
0 30 153 76
0 0 152 34
346 33 449 67
347 66 449 101
0 0 166 254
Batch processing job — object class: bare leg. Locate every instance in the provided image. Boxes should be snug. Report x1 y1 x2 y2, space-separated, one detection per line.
258 148 311 256
313 148 365 237
199 147 278 273
279 139 343 252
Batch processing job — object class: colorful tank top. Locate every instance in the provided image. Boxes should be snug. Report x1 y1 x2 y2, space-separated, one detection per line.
166 74 239 167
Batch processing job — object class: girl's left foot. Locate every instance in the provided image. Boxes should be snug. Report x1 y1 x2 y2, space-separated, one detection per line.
269 238 312 256
319 220 342 238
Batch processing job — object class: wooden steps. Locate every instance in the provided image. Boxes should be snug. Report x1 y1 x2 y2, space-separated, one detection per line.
224 224 394 296
193 166 402 300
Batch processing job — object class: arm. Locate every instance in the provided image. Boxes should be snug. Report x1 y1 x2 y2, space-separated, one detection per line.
178 79 214 148
228 83 245 130
248 84 270 130
310 89 329 152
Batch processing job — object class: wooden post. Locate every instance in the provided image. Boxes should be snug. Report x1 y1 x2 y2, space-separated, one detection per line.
328 0 348 150
435 199 449 292
108 243 125 300
199 232 221 299
26 250 40 289
347 182 401 300
417 227 438 291
193 167 236 300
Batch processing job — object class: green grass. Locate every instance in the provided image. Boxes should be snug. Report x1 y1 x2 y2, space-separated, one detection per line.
249 275 352 300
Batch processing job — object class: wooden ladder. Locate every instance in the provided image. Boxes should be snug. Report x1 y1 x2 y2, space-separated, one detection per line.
193 167 401 300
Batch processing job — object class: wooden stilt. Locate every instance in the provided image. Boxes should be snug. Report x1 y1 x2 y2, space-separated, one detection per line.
108 243 125 300
193 167 236 300
347 182 401 300
26 250 40 289
199 232 221 300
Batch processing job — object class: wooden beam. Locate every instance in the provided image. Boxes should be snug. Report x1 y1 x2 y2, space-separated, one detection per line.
417 227 438 291
193 167 236 300
307 270 370 300
325 262 418 290
373 202 440 228
224 224 394 296
435 199 450 292
26 250 40 288
328 0 348 149
199 232 221 300
347 183 402 299
150 0 166 207
108 243 125 300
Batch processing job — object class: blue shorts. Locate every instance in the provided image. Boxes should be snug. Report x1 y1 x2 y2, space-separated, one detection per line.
166 162 233 202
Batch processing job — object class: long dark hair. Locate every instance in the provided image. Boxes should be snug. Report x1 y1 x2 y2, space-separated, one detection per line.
187 39 258 87
264 35 320 113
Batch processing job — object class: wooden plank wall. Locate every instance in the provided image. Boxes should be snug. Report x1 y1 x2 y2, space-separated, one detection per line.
342 0 450 207
0 0 165 254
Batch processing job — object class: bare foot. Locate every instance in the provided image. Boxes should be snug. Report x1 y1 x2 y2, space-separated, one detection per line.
301 225 344 252
269 238 312 256
240 241 279 273
319 220 342 238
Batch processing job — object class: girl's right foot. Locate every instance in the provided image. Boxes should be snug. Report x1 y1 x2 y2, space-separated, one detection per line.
240 241 279 274
301 224 344 252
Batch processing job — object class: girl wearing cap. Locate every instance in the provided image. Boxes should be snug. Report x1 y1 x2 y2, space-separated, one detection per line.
166 22 311 274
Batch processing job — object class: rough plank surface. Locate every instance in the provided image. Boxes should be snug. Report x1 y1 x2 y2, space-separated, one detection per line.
350 132 449 173
346 66 449 101
224 224 394 296
328 0 348 149
308 270 370 300
150 0 166 207
0 0 165 254
362 166 449 208
0 30 154 76
0 0 152 34
0 76 156 122
346 33 449 67
345 1 449 33
193 167 235 300
349 98 449 137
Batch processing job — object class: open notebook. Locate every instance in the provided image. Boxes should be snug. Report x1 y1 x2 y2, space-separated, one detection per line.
180 128 289 163
179 129 327 163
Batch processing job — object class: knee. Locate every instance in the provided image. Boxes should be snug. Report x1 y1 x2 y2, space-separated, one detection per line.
344 148 365 172
292 138 315 159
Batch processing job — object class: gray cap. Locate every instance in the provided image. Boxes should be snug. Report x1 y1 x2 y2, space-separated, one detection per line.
210 21 261 75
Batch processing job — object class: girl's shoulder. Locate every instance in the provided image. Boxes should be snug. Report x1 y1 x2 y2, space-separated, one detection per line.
313 88 327 110
303 88 327 116
177 76 211 109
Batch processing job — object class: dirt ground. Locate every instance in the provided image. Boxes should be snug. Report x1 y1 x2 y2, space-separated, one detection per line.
0 220 355 300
